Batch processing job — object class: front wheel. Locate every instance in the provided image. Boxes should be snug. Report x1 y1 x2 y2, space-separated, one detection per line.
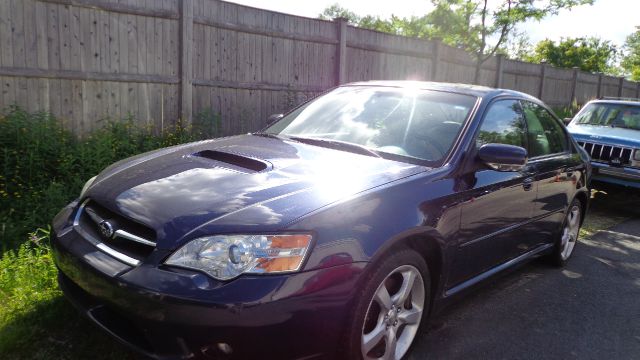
345 249 430 360
550 198 582 266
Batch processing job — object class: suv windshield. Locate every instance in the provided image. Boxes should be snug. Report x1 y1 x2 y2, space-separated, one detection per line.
574 102 640 131
265 86 477 163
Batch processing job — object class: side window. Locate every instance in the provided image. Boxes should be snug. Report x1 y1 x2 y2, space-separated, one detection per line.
522 101 568 157
476 100 526 149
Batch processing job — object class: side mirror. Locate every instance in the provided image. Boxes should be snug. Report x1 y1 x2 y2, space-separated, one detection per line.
267 113 284 125
563 117 573 125
477 143 527 172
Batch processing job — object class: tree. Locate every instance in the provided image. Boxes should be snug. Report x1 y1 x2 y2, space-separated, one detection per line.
621 27 640 81
320 1 595 83
425 0 595 83
525 37 618 74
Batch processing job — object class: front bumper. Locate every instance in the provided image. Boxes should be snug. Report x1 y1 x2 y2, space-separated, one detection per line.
51 207 366 360
591 162 640 188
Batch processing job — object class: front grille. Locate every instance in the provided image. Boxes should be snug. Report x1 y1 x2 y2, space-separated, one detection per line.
577 141 634 165
74 199 156 265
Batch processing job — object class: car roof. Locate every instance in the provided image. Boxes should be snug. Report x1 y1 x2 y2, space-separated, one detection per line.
588 99 640 107
342 80 541 102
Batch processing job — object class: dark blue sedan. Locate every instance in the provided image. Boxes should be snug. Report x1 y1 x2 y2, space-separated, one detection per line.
51 81 591 360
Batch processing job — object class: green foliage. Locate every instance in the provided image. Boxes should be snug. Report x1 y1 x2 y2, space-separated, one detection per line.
621 27 640 81
319 0 594 82
0 106 213 251
0 228 136 358
525 37 619 74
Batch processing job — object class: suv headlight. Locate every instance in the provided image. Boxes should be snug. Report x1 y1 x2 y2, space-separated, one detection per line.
165 234 312 280
634 149 640 161
80 175 97 199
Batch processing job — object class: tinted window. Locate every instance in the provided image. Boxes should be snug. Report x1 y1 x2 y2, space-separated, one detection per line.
476 100 526 149
522 101 568 157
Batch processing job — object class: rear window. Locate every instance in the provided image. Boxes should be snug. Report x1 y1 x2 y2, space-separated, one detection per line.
574 103 640 131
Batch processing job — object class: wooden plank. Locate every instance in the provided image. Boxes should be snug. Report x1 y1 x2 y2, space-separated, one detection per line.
59 3 73 69
12 0 27 68
0 66 180 83
126 12 137 74
136 12 147 74
23 0 38 69
180 0 193 121
38 0 180 19
1 77 16 106
34 2 49 69
193 78 324 92
193 15 338 46
0 1 14 67
46 2 62 70
108 10 119 72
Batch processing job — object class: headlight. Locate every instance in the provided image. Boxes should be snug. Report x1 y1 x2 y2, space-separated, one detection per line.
634 149 640 161
80 175 97 199
165 234 312 280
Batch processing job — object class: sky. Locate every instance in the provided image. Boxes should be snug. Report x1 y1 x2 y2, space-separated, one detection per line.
226 0 639 46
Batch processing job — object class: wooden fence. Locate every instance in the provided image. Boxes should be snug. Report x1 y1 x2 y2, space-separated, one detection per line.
1 0 638 136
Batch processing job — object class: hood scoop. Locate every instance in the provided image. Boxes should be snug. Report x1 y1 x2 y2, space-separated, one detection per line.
191 150 271 173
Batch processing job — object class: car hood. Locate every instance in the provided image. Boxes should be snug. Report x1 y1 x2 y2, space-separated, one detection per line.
86 135 426 249
568 124 640 147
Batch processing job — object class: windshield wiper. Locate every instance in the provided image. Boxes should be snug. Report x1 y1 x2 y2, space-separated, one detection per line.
287 136 383 158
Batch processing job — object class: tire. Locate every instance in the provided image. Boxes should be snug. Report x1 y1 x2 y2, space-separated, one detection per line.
549 198 583 267
344 248 430 360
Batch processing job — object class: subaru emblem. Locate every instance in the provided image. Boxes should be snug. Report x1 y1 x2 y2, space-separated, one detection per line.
99 220 115 239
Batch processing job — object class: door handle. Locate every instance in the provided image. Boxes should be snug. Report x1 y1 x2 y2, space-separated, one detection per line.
523 177 534 191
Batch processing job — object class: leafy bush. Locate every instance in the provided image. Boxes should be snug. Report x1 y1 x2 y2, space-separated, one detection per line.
0 106 211 251
0 106 216 358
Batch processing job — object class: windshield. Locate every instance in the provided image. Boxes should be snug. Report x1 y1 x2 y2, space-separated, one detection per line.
265 86 477 163
574 102 640 131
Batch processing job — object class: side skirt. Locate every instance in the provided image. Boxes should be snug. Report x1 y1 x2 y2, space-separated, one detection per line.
444 243 554 297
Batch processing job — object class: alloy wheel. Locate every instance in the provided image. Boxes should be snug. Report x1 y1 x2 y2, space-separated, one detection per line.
361 265 425 360
560 204 581 260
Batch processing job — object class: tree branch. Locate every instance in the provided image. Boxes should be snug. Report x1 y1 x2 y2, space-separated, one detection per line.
481 0 512 64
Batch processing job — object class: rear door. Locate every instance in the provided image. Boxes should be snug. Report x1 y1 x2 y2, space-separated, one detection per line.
450 99 537 286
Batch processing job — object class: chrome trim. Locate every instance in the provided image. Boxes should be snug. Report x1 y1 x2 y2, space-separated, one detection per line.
72 200 143 266
598 167 640 180
577 141 635 164
114 229 156 247
96 243 141 266
73 199 90 227
84 206 104 225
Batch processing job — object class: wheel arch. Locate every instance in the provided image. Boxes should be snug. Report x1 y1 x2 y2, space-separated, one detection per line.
368 228 446 312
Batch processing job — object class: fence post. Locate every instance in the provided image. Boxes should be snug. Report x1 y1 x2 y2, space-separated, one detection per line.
597 73 603 98
335 17 348 85
538 61 547 99
431 39 441 82
180 0 194 123
618 77 624 97
570 67 579 105
494 54 504 88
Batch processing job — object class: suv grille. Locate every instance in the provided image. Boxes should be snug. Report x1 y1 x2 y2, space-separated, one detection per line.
74 199 156 266
577 141 634 165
